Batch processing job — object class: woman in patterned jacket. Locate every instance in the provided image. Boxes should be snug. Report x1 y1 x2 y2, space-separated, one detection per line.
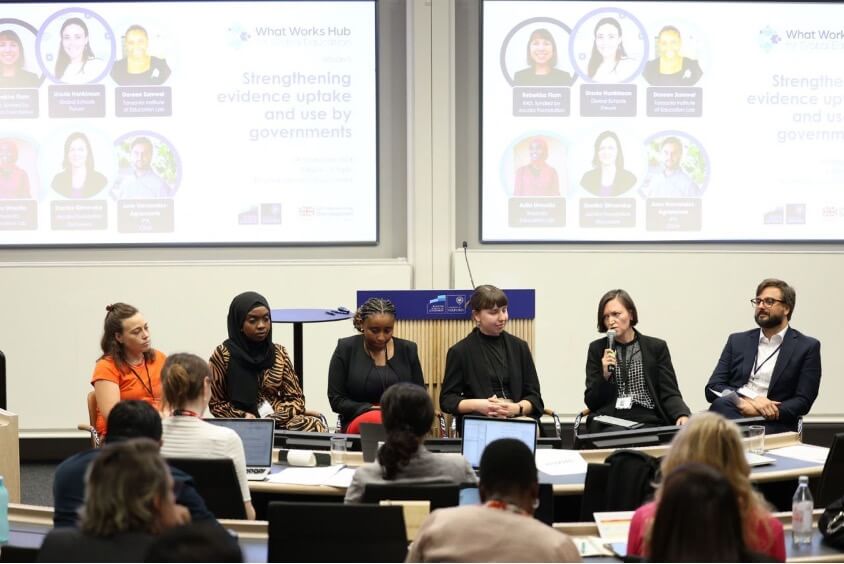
209 291 326 432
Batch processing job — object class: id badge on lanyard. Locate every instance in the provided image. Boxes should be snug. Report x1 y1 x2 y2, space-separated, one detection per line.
616 396 633 410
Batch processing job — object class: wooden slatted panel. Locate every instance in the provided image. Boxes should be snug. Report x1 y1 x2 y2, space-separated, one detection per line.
394 320 534 415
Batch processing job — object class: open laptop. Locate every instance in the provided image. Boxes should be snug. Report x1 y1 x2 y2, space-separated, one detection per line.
205 418 275 481
359 422 387 463
460 415 538 470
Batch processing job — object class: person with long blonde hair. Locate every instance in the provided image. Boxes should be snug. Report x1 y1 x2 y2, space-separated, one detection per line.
626 412 785 561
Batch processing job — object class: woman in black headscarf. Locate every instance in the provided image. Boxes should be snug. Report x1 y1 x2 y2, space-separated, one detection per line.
208 291 326 431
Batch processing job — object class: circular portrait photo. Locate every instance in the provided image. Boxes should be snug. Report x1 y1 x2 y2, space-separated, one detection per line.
571 10 647 84
110 132 181 199
0 137 39 199
37 9 115 85
50 131 109 199
642 25 703 86
505 135 567 197
0 20 44 88
580 130 638 197
110 24 172 86
639 133 708 199
501 18 575 87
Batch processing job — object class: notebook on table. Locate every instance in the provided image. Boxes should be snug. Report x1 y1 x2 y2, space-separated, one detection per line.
205 418 275 481
460 415 538 470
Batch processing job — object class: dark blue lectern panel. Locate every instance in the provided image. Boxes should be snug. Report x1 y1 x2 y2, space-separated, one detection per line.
356 289 535 320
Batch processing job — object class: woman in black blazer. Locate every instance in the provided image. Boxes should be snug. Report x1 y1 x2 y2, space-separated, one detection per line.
440 285 544 428
585 289 690 432
327 297 424 432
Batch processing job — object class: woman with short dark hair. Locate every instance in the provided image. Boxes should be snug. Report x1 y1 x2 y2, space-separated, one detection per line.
584 288 690 431
440 285 544 427
344 382 475 503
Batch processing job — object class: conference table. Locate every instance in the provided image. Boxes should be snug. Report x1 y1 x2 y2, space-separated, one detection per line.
253 431 825 498
6 504 843 563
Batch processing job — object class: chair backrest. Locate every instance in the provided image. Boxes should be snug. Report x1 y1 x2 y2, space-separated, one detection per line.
817 433 844 506
267 501 407 563
165 458 245 520
362 482 460 511
85 391 97 427
579 449 659 521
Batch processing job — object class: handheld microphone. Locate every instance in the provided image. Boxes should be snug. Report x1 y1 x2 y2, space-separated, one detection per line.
606 329 617 376
462 241 476 289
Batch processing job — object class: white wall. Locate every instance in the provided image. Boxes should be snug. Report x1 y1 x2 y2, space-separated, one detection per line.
2 260 411 430
453 249 843 418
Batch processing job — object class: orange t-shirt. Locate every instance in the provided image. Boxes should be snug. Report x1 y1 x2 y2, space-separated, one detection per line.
90 351 166 437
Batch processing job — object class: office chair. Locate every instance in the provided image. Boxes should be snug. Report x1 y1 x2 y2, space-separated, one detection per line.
76 391 101 448
267 501 407 562
817 432 844 506
165 458 246 519
579 449 659 521
362 481 460 510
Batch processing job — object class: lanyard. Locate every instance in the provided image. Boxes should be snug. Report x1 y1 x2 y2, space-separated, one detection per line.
173 409 199 417
753 344 782 376
128 360 155 399
485 499 528 516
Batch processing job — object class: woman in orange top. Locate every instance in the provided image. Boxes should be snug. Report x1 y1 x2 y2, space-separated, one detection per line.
91 303 166 437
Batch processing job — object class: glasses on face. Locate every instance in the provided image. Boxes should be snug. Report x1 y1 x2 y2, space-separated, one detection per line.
750 297 785 308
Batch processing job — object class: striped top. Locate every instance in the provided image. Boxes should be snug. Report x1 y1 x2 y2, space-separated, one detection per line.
160 415 251 502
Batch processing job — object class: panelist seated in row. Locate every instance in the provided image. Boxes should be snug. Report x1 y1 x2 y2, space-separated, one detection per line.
585 289 690 432
91 302 165 439
440 285 545 428
210 291 326 432
705 278 821 433
161 353 256 520
344 383 476 503
328 298 425 433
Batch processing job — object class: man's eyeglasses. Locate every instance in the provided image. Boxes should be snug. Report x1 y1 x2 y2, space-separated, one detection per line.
750 297 785 307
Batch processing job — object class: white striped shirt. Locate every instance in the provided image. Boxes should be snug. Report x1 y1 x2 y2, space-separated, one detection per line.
160 415 251 502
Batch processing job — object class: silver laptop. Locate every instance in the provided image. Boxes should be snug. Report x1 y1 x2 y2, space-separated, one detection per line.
460 415 538 470
205 418 275 481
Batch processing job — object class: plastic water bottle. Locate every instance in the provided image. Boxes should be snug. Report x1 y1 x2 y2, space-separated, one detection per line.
0 475 9 544
792 475 813 545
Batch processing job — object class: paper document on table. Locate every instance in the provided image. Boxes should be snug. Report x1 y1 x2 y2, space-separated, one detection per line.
572 536 613 557
267 465 344 486
768 444 829 464
322 467 356 488
535 449 588 475
708 387 737 399
593 511 635 543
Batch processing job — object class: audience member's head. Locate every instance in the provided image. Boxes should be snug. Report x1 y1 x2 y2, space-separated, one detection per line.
649 463 748 562
161 352 211 412
104 399 162 444
80 438 181 537
377 382 433 480
144 523 243 562
652 412 769 551
478 438 538 514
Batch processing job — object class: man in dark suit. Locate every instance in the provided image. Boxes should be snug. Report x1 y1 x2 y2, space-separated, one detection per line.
705 278 821 433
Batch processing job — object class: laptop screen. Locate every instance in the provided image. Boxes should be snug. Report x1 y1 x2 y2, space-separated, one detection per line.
205 418 274 467
460 416 537 469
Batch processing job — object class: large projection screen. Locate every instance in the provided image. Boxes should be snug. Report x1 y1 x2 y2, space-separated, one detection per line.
0 0 377 246
482 1 844 242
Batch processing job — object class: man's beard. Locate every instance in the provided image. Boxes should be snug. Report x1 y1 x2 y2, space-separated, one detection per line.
755 310 784 329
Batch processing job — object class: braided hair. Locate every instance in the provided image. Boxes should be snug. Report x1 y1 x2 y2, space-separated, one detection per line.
352 297 396 332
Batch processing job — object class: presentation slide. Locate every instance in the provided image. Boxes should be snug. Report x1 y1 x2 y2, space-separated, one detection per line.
482 1 844 242
0 1 376 245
